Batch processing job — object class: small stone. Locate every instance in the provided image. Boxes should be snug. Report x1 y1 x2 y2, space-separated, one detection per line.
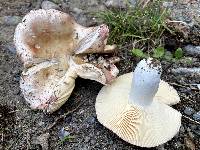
0 16 22 25
91 139 95 144
193 111 200 121
179 125 185 133
5 44 16 54
183 45 200 56
105 0 126 9
190 124 197 131
88 0 98 6
105 0 136 9
77 15 87 26
58 127 70 139
96 131 100 136
109 140 114 145
157 145 166 150
72 8 83 15
86 116 95 124
129 0 137 7
171 67 200 76
162 2 173 8
65 115 72 124
84 136 90 143
38 121 44 126
174 141 182 149
184 107 195 116
41 1 60 10
13 88 20 95
13 74 20 82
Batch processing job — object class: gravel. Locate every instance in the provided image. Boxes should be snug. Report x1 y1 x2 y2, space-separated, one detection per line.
183 45 200 56
41 0 61 10
171 67 200 76
0 16 22 25
184 107 195 116
193 111 200 121
58 127 70 139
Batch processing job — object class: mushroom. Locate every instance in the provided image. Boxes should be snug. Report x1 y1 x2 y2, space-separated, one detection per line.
14 9 119 113
95 58 182 147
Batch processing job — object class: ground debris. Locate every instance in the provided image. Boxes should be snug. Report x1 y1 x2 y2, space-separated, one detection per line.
45 102 83 131
33 133 50 150
41 1 60 10
184 137 196 150
184 45 200 56
171 67 200 76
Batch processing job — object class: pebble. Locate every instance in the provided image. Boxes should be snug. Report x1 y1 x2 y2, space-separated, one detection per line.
13 88 20 95
5 44 16 54
190 124 197 131
91 139 95 144
105 0 127 9
85 136 90 143
179 125 185 133
193 111 200 121
41 1 60 10
0 16 22 25
72 7 83 15
174 141 183 149
38 121 45 126
105 0 136 9
157 145 166 150
171 67 200 76
163 2 174 8
183 45 200 56
13 74 20 82
86 116 96 124
184 107 195 116
77 15 88 26
58 127 70 139
65 115 72 124
194 130 200 136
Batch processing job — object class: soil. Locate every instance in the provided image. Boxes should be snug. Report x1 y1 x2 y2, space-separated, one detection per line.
0 0 200 150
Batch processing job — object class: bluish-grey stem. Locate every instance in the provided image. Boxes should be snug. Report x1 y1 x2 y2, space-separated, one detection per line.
129 58 162 107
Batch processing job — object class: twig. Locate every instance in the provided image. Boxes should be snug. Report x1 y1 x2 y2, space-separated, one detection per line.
26 132 31 150
45 102 83 131
167 20 189 26
183 115 200 126
1 132 3 144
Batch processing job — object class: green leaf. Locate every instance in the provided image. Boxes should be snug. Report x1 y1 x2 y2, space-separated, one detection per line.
174 48 183 59
164 51 173 61
153 47 165 58
58 136 75 145
132 48 145 58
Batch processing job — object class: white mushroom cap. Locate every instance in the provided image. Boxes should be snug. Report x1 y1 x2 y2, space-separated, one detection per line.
95 58 181 147
14 9 119 112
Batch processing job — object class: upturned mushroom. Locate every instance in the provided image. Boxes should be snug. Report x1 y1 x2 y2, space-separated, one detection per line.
14 9 119 113
95 58 182 147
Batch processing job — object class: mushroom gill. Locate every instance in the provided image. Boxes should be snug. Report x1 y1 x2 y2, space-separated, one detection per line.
95 58 181 147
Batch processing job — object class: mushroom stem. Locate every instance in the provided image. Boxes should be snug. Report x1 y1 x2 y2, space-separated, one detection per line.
129 58 162 107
